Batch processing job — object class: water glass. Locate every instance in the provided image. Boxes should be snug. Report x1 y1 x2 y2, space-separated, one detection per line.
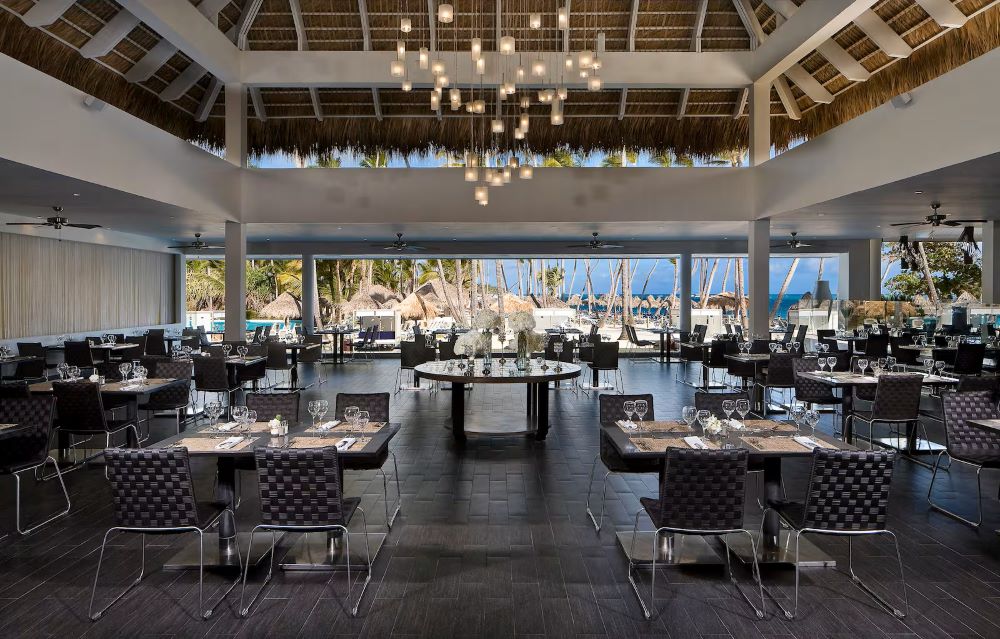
722 399 736 421
790 403 806 428
308 400 321 426
804 409 820 436
634 399 648 424
736 399 750 425
344 405 359 430
696 409 711 433
243 409 257 436
231 405 248 425
935 360 946 376
317 399 329 424
826 356 838 372
857 359 869 375
681 405 697 426
355 410 370 437
817 358 827 373
623 400 636 424
237 345 248 358
924 357 935 374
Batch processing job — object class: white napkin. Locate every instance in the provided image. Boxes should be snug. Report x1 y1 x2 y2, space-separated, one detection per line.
335 437 357 451
316 420 341 432
793 435 823 450
215 436 244 450
726 418 744 431
215 422 238 432
683 436 710 450
616 420 637 431
121 384 142 391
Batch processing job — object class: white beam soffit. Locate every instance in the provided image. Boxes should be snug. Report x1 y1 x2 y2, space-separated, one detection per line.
20 0 75 28
117 0 240 82
753 0 878 84
78 9 140 59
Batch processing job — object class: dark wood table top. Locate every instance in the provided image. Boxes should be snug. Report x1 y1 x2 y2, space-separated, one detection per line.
315 328 355 335
221 355 266 366
0 355 43 365
279 342 321 351
797 371 959 388
0 422 31 440
151 421 401 464
724 353 772 363
28 377 185 396
414 360 581 384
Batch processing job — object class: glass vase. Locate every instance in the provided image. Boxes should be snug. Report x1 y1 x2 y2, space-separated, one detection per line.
515 332 529 371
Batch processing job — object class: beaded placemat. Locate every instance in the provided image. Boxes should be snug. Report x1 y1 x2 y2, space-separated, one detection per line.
617 420 692 434
172 437 255 452
199 422 271 434
289 436 371 451
739 436 841 452
631 437 718 452
744 420 799 433
306 421 386 435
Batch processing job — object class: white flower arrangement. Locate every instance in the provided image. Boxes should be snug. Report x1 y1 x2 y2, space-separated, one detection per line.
471 309 502 331
702 415 723 435
508 311 536 333
454 330 491 356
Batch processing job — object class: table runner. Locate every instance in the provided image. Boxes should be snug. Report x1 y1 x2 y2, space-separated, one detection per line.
631 437 719 452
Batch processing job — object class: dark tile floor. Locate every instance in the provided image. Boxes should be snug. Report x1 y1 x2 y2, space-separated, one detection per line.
3 361 1000 638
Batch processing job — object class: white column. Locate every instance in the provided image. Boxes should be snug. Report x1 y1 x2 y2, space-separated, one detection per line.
224 221 246 341
680 253 692 332
301 253 316 333
225 82 246 167
749 81 770 166
868 239 882 299
983 221 1000 305
175 254 187 324
748 219 770 335
840 240 880 300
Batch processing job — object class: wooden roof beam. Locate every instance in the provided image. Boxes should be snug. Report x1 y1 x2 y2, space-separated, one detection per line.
853 10 912 58
677 88 690 119
618 87 628 120
197 0 231 25
774 77 802 119
289 0 308 51
762 0 871 82
233 0 263 50
309 87 323 120
79 9 140 59
372 87 383 121
734 86 748 118
125 39 178 82
784 64 833 103
915 0 968 28
159 62 206 101
732 0 760 49
627 0 639 52
21 0 75 28
249 86 267 121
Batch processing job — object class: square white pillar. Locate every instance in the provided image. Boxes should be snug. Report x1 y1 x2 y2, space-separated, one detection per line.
301 253 317 333
224 222 247 342
748 219 770 335
680 253 692 332
983 221 1000 305
175 254 187 324
868 239 882 299
749 81 771 166
225 83 247 167
839 240 882 300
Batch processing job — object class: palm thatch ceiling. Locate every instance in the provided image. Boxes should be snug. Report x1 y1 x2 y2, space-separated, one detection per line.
1 0 998 158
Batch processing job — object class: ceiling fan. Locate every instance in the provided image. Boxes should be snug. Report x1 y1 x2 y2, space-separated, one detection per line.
5 206 101 230
374 233 430 252
771 232 811 249
167 233 224 251
567 232 624 250
890 202 987 229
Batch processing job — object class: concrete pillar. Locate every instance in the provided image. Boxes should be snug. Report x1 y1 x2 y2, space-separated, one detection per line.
680 253 692 332
868 239 882 299
301 253 316 333
224 222 246 341
839 240 881 300
983 221 1000 305
175 254 186 325
749 81 771 166
748 219 770 335
225 83 246 167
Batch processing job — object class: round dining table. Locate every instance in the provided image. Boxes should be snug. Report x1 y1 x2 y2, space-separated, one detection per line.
414 360 581 442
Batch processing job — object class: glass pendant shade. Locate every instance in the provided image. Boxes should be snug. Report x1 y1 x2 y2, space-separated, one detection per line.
557 6 569 28
475 57 486 74
530 13 541 29
467 154 479 167
557 85 568 100
449 88 461 109
437 3 453 23
431 59 445 75
419 47 429 69
401 79 412 92
538 89 550 103
519 96 530 109
491 119 504 133
591 57 602 70
519 164 533 179
430 91 440 109
588 75 602 91
564 55 573 69
502 81 516 95
508 156 520 168
473 99 486 113
396 40 406 58
513 127 525 140
489 170 505 187
502 167 512 183
474 185 488 202
579 68 589 78
464 167 478 182
400 17 411 32
519 113 530 131
531 59 546 77
550 98 563 125
499 35 515 55
389 59 405 77
516 66 525 80
471 38 482 59
578 50 594 68
435 74 449 88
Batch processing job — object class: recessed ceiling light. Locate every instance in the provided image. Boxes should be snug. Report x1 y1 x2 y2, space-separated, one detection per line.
817 213 825 217
337 227 342 230
72 193 80 197
914 190 923 194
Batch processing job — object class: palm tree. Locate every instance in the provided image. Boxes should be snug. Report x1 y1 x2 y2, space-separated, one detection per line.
310 154 341 168
541 149 579 167
650 151 694 167
601 149 639 167
770 258 800 322
704 149 746 167
359 151 389 168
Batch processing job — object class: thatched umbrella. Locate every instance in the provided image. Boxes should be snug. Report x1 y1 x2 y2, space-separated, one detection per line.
339 292 382 317
365 284 402 305
259 292 301 319
397 292 439 320
490 292 534 313
705 292 746 309
567 293 583 308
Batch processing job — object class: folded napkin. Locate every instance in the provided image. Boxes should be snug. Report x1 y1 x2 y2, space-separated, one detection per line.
335 437 357 451
317 420 341 432
216 422 238 432
683 436 710 450
215 436 244 450
616 420 637 431
121 384 142 391
793 435 822 450
726 418 744 431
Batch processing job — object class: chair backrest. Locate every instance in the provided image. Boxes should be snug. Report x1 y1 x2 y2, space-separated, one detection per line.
732 324 744 337
0 381 31 398
63 341 94 367
438 339 457 361
139 356 170 376
246 391 301 422
143 364 193 410
705 339 728 367
156 359 193 382
793 325 807 345
791 357 831 402
816 329 835 339
104 448 201 529
52 381 108 432
204 345 225 358
145 329 167 356
297 335 323 363
780 329 794 344
0 395 56 471
749 339 772 354
953 343 985 375
250 326 265 344
889 336 918 364
956 375 999 401
335 392 390 422
693 325 707 342
800 449 895 531
400 340 433 369
765 352 795 386
591 341 619 369
181 335 200 351
193 357 231 391
412 324 423 338
198 329 212 347
724 323 733 334
870 374 923 422
262 325 273 340
266 343 290 369
653 448 748 532
598 393 654 426
694 390 748 418
941 390 1000 454
934 335 949 347
254 447 348 527
864 334 889 357
124 335 147 355
15 342 46 379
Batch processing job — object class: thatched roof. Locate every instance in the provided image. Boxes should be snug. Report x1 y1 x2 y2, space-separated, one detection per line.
397 292 439 321
259 292 301 319
339 292 382 315
490 292 534 314
705 292 749 310
567 294 584 307
363 284 402 305
415 279 464 313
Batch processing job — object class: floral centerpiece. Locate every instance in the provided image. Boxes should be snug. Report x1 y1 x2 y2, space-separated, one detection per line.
508 311 545 370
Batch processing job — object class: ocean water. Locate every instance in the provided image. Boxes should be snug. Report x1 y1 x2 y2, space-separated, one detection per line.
565 292 819 320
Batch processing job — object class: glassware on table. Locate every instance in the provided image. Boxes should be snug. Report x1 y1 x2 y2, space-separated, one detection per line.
355 410 370 437
792 342 801 353
817 358 827 374
857 359 869 375
722 399 736 422
785 342 793 352
789 403 806 429
308 400 321 427
237 345 248 358
69 365 80 380
735 399 751 427
696 409 711 435
768 342 778 353
316 399 328 425
819 343 829 353
923 357 935 375
634 399 648 426
622 400 636 425
804 409 820 436
231 405 248 426
205 401 222 428
242 409 257 436
885 356 896 371
826 356 838 373
57 362 69 380
681 405 697 427
553 341 564 371
935 360 946 376
344 405 359 431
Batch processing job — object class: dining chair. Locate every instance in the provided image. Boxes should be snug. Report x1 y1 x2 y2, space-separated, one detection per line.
951 342 986 376
90 448 240 621
193 357 239 417
245 391 300 423
0 396 70 537
138 361 193 436
51 381 140 474
235 344 267 390
14 343 47 383
63 340 97 375
753 352 796 417
627 448 764 620
763 449 906 620
625 324 656 363
845 373 923 449
694 390 749 419
396 340 434 394
585 394 658 532
239 447 372 618
264 343 293 389
145 329 168 357
927 390 1000 528
335 392 401 528
791 357 843 429
586 341 623 394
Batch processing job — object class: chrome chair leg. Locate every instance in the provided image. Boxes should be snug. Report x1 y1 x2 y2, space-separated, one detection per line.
927 451 983 528
626 511 651 619
583 455 605 533
15 456 71 535
350 507 373 617
725 531 765 619
203 510 243 619
847 533 908 619
239 527 277 617
89 529 147 621
385 452 402 529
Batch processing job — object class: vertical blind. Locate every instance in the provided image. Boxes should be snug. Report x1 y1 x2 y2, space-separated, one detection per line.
0 232 175 339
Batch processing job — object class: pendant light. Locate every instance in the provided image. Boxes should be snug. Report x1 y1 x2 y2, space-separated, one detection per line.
588 75 602 91
519 95 530 109
396 40 406 58
513 127 525 140
390 59 405 77
431 59 445 75
435 74 450 88
491 119 504 133
530 13 541 29
470 38 482 59
402 79 412 92
519 164 533 179
475 57 486 74
550 97 563 125
419 47 429 69
465 167 479 182
531 58 546 77
437 3 453 23
430 90 441 110
473 99 485 113
499 36 515 55
578 50 594 69
475 185 488 203
519 113 530 131
502 167 512 183
449 88 462 110
557 6 569 29
400 17 411 32
502 81 515 95
564 55 573 70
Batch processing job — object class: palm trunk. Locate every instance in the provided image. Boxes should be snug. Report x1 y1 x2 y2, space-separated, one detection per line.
816 256 825 284
735 258 747 328
436 259 461 321
515 260 523 296
600 260 623 328
916 242 939 306
585 258 594 313
720 258 732 294
639 258 659 297
568 259 578 297
497 260 508 294
618 259 634 340
455 259 466 322
469 260 478 315
770 258 799 321
701 259 719 309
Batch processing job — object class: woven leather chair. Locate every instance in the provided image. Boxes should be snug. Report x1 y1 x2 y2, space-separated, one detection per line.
239 447 372 618
679 325 707 363
919 375 998 426
245 391 300 423
846 374 923 449
264 343 293 388
699 339 730 389
627 448 764 620
792 357 843 429
927 391 1000 528
586 341 623 394
145 329 168 357
138 361 193 435
193 357 239 416
52 381 139 472
396 340 435 394
625 324 656 362
233 344 267 390
793 325 807 349
0 381 30 398
335 393 401 528
951 342 986 376
14 342 47 382
889 335 919 369
249 326 265 345
90 448 240 621
764 449 906 620
753 352 795 417
862 333 890 357
815 329 840 353
123 335 147 359
438 338 458 361
64 341 97 375
694 390 749 419
0 396 70 537
585 394 659 532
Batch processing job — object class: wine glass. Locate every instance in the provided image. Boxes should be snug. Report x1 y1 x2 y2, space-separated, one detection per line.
826 356 838 374
243 409 257 436
817 357 827 374
886 356 896 371
222 343 232 358
317 399 329 425
790 403 806 429
857 359 869 375
634 399 648 426
355 410 370 438
623 400 636 425
681 405 697 427
768 342 778 353
722 399 736 422
924 357 935 375
237 345 248 358
344 405 359 430
205 401 222 428
118 362 130 382
696 409 711 434
935 360 946 376
553 341 564 371
308 400 321 427
785 342 793 353
231 405 247 426
57 362 69 380
69 365 80 380
804 409 820 436
736 399 751 427
792 341 801 353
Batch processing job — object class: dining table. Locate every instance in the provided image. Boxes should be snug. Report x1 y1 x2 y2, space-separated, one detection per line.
796 370 959 454
675 341 725 391
604 418 856 568
153 419 401 571
272 342 322 390
647 327 676 363
315 328 354 364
